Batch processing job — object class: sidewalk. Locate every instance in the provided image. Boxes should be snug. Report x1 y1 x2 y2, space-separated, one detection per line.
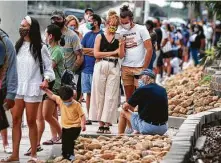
0 99 178 162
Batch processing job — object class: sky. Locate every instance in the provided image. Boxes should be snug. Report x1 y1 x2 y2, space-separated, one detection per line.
148 0 184 9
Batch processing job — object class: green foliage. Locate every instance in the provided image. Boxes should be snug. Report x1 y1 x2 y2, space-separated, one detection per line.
200 48 215 67
199 75 212 86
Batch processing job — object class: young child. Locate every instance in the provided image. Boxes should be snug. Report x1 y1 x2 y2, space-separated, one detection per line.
42 85 86 161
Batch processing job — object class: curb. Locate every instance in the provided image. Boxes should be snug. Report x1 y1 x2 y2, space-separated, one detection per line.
161 107 221 163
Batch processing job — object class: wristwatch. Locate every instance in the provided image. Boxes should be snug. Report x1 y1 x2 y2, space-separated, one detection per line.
44 76 50 82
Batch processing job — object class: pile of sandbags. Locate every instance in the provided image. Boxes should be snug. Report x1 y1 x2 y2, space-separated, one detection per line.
165 66 221 117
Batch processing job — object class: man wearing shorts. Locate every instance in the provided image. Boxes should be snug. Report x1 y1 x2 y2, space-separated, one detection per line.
118 5 152 102
118 69 168 135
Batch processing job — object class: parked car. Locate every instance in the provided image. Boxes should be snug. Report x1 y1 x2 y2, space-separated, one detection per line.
63 8 84 22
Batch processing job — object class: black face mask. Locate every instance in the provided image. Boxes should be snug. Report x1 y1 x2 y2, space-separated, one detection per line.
52 21 65 28
19 28 29 38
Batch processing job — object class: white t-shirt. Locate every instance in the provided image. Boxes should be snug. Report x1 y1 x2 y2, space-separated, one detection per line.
161 28 172 53
79 23 91 37
118 24 151 67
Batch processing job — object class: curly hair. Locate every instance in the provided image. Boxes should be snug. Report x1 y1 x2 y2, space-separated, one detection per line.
106 10 120 26
120 5 133 20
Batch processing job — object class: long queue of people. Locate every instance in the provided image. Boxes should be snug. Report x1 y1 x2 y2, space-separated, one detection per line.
0 5 178 163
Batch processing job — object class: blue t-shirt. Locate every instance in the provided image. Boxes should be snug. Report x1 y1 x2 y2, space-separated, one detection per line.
81 30 103 74
128 83 168 123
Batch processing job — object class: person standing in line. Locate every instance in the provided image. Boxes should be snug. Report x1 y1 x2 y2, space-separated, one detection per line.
81 14 103 125
153 18 163 83
145 20 157 71
79 8 94 37
1 16 55 163
66 15 82 39
118 5 152 102
0 28 18 154
89 10 124 134
51 11 83 99
24 25 64 155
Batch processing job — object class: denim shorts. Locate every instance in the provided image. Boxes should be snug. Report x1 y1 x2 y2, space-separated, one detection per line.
131 112 168 135
81 72 93 93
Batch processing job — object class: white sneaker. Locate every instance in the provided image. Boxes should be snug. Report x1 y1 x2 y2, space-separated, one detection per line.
4 145 12 154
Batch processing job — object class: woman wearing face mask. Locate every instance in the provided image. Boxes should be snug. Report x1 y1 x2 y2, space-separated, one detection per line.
24 24 64 156
1 16 55 163
66 15 83 40
89 10 124 134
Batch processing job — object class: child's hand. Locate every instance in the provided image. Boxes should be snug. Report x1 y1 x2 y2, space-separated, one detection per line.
81 125 86 131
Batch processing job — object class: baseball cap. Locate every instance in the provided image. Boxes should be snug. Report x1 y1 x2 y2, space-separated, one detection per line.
85 8 94 13
134 69 156 79
51 10 65 19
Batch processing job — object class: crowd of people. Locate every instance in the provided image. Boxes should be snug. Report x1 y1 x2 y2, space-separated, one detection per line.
0 4 220 163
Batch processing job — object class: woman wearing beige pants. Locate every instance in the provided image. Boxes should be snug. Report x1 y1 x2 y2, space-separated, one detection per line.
89 10 125 134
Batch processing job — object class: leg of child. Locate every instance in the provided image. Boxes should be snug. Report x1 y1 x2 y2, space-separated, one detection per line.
61 127 81 161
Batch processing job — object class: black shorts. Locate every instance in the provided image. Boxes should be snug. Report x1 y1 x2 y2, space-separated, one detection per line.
0 88 9 131
157 50 164 67
42 81 56 101
162 51 173 58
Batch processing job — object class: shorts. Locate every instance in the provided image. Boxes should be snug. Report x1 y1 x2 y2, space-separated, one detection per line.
121 66 143 87
130 112 168 135
81 72 93 93
15 94 43 103
162 51 173 58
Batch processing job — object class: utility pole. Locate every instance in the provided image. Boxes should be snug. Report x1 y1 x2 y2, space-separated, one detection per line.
143 0 150 24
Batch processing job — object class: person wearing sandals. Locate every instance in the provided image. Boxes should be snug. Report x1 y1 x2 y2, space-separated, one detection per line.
81 14 103 126
0 28 18 155
89 10 124 134
118 69 168 135
41 86 86 162
24 24 64 156
1 16 55 163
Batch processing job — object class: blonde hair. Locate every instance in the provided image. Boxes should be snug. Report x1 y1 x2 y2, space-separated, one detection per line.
106 10 120 26
65 15 80 29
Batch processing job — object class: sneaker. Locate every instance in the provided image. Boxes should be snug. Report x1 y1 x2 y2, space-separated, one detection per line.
4 145 12 154
69 155 75 161
125 128 134 134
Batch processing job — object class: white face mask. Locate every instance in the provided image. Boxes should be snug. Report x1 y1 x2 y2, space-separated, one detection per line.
121 23 131 30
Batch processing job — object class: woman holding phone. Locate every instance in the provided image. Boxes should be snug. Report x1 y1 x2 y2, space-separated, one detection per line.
89 10 124 134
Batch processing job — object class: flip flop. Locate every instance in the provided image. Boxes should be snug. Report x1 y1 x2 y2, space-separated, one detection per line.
0 157 20 163
53 137 62 144
42 139 55 145
24 145 43 156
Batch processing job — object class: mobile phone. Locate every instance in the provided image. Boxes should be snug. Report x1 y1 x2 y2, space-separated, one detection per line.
3 102 9 111
115 33 120 40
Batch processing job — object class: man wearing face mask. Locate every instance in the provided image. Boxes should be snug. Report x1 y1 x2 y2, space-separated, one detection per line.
51 11 82 98
81 14 103 125
118 5 153 103
118 69 168 135
79 8 94 37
